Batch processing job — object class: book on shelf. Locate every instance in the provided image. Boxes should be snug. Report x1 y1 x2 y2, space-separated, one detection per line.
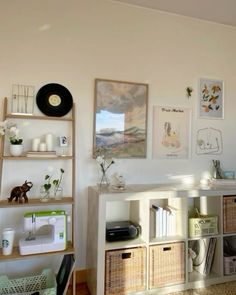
204 237 217 275
26 151 57 157
152 204 163 238
151 204 177 238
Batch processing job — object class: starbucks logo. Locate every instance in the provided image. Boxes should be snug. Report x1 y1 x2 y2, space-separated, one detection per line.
2 239 9 248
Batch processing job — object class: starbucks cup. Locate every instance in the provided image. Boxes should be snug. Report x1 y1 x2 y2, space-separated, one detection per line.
2 228 15 255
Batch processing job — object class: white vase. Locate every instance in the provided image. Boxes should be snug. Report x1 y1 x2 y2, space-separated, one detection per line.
9 144 23 156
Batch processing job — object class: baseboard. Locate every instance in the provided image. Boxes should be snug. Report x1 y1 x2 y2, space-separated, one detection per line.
76 269 87 284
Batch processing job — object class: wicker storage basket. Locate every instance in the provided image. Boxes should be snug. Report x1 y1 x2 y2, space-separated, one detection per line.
223 196 236 233
149 242 185 289
224 256 236 275
189 215 218 237
0 269 56 295
105 247 146 295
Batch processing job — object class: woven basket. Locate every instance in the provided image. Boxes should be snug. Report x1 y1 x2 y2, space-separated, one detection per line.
0 269 56 295
224 256 236 275
223 196 236 233
105 247 146 295
149 242 185 289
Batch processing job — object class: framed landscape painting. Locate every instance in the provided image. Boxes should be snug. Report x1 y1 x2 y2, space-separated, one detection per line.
199 78 224 119
93 79 148 158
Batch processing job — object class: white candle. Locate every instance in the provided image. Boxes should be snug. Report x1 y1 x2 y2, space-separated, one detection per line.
32 138 40 152
39 142 47 152
45 133 53 151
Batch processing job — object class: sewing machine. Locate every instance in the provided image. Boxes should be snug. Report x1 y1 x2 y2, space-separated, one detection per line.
19 210 67 255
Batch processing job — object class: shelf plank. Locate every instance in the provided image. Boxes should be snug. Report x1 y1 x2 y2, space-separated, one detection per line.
5 113 73 121
105 237 146 250
1 155 74 160
0 197 74 208
0 241 74 261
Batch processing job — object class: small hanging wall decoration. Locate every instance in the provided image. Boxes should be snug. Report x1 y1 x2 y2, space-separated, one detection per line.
196 127 223 155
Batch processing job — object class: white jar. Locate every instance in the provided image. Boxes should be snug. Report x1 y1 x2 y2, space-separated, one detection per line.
45 133 53 151
32 138 40 151
39 142 47 152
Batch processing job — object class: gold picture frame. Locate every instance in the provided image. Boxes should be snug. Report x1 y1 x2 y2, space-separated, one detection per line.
93 79 148 158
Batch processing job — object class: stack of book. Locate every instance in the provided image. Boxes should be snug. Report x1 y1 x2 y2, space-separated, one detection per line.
150 204 177 238
192 237 217 275
26 151 57 158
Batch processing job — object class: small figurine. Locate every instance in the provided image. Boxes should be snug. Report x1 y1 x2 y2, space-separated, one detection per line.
212 160 224 179
111 173 126 190
8 180 33 203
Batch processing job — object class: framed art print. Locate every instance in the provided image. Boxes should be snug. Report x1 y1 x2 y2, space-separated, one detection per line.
93 79 148 158
152 106 191 159
199 78 224 119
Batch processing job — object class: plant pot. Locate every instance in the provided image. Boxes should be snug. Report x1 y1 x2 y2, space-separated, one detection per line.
97 170 110 188
40 185 50 202
9 144 23 157
54 187 63 200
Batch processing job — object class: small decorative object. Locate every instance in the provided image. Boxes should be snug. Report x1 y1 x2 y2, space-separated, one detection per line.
45 133 53 151
196 127 223 155
9 126 23 156
224 171 235 179
32 137 41 151
40 174 52 202
186 87 193 99
111 172 126 190
59 135 68 156
199 78 224 119
39 142 47 152
53 168 65 200
8 180 33 203
212 159 224 179
95 147 115 187
40 168 65 201
36 83 73 117
11 84 35 115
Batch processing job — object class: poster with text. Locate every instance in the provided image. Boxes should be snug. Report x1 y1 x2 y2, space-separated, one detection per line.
153 106 191 159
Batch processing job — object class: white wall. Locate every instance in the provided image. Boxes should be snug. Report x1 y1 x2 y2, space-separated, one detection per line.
1 0 236 271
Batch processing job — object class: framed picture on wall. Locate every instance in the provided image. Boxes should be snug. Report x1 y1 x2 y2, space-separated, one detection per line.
198 78 224 119
93 79 148 158
152 106 191 159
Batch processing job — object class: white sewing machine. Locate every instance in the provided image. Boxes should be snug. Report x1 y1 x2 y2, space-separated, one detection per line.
19 210 67 255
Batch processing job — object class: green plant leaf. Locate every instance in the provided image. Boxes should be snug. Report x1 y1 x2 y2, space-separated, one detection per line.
44 183 51 191
45 175 51 180
53 180 59 186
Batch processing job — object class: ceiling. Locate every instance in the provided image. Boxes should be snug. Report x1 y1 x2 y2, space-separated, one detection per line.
114 0 236 27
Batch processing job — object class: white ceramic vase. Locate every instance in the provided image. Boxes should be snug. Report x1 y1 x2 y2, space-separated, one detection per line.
9 144 23 157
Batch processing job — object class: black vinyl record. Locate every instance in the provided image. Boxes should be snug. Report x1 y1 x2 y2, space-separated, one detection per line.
36 83 73 117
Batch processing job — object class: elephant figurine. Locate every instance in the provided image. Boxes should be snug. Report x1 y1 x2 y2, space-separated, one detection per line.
8 180 33 203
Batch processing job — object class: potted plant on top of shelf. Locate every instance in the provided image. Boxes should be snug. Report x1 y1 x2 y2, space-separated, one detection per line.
53 168 65 200
9 126 23 157
0 120 23 157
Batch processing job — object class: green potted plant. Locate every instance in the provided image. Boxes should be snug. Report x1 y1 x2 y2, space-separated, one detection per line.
40 174 52 202
53 168 65 200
